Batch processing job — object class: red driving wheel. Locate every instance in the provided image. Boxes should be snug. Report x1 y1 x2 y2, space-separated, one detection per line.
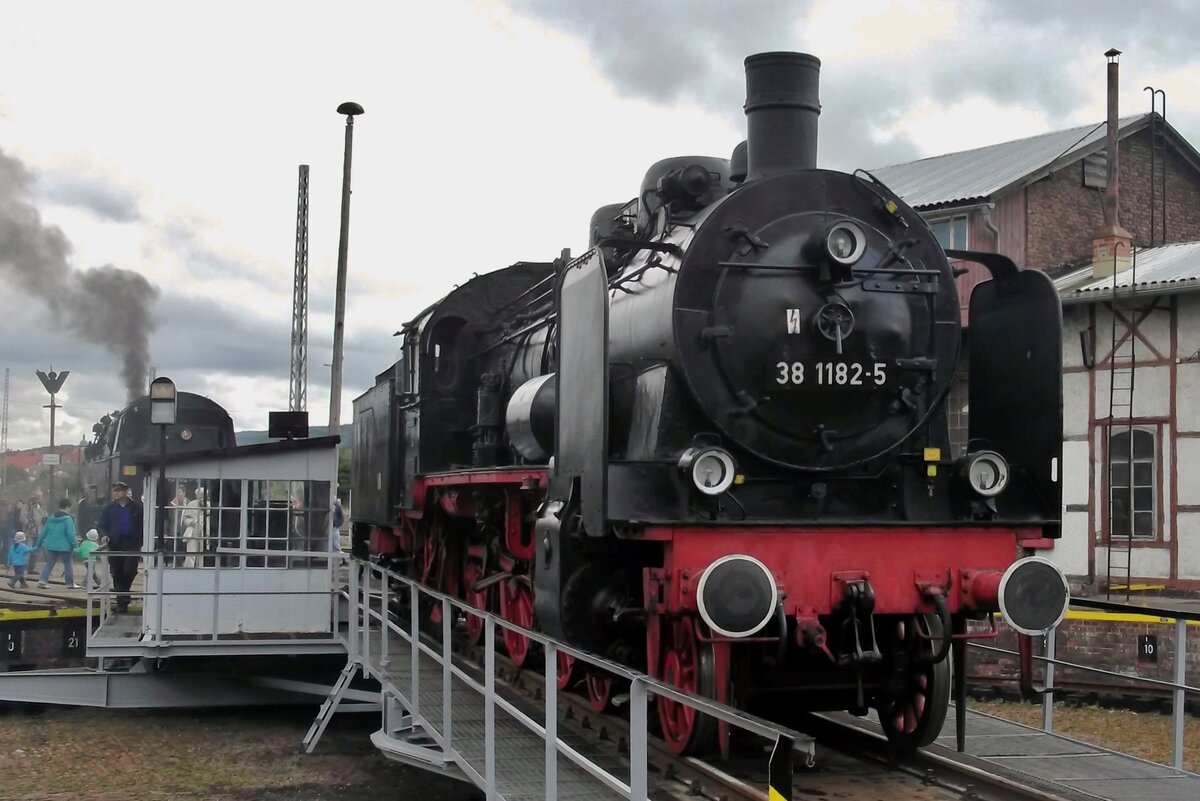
657 617 716 754
877 615 950 751
585 671 614 712
557 652 575 691
462 561 487 646
500 579 536 667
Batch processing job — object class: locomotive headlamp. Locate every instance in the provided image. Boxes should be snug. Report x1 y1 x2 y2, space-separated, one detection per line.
825 221 867 266
960 450 1009 497
678 447 737 496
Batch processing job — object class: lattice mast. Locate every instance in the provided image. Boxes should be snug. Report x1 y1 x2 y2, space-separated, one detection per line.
1 367 9 456
289 165 310 412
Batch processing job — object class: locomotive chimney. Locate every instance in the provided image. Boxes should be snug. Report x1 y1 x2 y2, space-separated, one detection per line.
743 52 821 181
1091 48 1133 278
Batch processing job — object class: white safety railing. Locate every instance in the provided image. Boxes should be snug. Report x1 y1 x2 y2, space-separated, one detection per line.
83 549 346 652
970 600 1196 771
349 559 812 801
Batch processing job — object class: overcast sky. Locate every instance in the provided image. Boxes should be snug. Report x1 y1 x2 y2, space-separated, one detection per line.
3 0 1199 451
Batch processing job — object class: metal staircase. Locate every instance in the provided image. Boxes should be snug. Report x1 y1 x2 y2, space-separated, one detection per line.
1105 246 1138 599
303 660 360 753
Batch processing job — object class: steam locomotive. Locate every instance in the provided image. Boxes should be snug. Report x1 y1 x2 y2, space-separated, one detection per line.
351 52 1068 754
81 392 236 505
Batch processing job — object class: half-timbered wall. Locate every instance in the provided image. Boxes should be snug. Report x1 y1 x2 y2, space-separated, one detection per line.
1057 291 1200 590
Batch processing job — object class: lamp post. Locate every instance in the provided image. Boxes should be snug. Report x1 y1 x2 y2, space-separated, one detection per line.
149 377 177 554
35 369 69 503
329 101 364 437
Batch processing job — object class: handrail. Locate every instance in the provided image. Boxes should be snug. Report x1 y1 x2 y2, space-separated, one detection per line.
969 606 1193 771
970 641 1200 695
369 560 812 747
354 558 812 801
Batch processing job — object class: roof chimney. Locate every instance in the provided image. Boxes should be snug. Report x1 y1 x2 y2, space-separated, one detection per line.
1092 48 1133 278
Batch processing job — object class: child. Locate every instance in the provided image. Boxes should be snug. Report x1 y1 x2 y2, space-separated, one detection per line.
7 532 33 588
75 528 103 589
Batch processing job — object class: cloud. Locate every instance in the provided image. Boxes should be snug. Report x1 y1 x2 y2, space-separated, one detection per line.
158 216 280 283
36 169 141 223
504 1 1200 170
503 1 924 169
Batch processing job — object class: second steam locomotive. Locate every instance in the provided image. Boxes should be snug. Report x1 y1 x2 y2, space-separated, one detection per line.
352 52 1068 753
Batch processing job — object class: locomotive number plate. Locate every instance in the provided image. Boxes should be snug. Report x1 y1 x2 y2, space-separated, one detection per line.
770 360 887 390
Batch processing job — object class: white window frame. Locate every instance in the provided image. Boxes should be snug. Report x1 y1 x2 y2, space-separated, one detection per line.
926 214 970 251
1108 427 1156 541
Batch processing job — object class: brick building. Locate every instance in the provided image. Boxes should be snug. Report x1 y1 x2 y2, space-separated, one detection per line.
875 112 1200 593
874 113 1200 308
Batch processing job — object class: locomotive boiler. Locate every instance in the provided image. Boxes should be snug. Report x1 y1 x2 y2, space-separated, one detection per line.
352 52 1068 754
81 392 236 504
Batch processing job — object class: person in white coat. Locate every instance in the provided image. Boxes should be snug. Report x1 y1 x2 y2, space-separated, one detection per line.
180 488 210 568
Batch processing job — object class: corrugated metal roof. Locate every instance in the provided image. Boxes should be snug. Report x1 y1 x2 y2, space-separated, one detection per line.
870 115 1146 210
1055 241 1200 300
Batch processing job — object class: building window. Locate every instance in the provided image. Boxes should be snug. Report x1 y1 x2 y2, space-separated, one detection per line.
946 369 969 459
928 215 968 250
1082 151 1108 189
1109 428 1155 539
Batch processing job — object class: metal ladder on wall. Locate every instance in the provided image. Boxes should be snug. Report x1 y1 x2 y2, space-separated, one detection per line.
1105 246 1138 600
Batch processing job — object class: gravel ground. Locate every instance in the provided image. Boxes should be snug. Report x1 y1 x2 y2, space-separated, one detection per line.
0 705 480 801
971 699 1200 773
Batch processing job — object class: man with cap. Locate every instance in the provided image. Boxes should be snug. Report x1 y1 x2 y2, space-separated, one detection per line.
96 481 143 613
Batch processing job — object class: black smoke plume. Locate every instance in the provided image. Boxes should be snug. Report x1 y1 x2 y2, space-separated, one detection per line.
0 148 158 399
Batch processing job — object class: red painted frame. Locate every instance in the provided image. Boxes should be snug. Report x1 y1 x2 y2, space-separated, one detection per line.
644 525 1039 617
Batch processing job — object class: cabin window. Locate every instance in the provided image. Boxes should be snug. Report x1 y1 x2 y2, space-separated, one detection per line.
163 478 330 567
928 215 969 250
246 479 332 567
1108 428 1155 540
428 316 467 392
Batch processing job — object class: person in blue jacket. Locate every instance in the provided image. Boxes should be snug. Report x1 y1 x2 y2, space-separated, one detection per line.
36 499 79 589
7 532 33 588
96 482 143 612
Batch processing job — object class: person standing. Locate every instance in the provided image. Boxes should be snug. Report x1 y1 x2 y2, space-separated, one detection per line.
3 501 26 567
96 482 143 613
35 499 79 589
168 487 188 567
0 500 12 566
180 487 209 568
7 532 33 588
76 489 99 541
25 490 47 576
331 497 345 553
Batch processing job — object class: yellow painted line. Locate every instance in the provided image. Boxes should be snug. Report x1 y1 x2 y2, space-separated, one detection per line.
0 608 88 621
1108 584 1168 591
1065 608 1200 626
